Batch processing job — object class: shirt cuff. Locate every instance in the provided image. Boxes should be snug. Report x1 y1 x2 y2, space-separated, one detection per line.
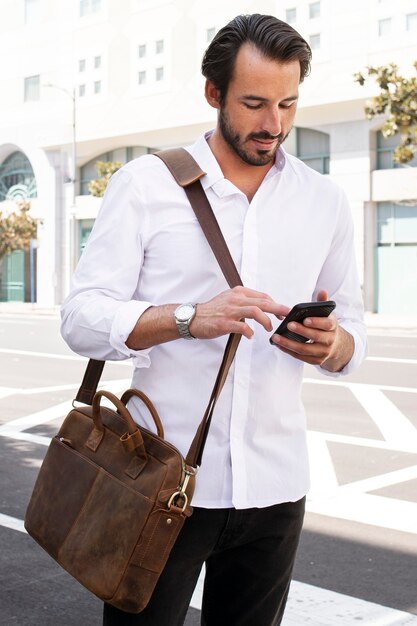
109 300 155 367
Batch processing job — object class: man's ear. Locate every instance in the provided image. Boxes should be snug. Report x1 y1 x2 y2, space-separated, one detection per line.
205 80 221 110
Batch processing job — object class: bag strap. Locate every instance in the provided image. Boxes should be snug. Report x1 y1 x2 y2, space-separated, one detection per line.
75 147 243 469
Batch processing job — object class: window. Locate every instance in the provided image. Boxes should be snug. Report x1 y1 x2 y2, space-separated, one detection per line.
94 80 101 94
406 12 417 31
0 152 37 201
25 0 40 23
138 70 146 85
376 131 417 169
309 33 320 49
24 75 40 102
377 202 417 245
79 59 86 72
309 2 320 19
286 8 296 24
94 55 101 69
156 67 164 81
378 18 391 36
155 39 164 54
138 44 146 58
80 0 101 16
296 127 330 174
206 27 216 42
79 84 86 97
80 147 151 195
80 0 89 16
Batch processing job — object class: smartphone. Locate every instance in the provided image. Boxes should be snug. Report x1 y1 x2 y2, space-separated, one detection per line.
270 300 336 344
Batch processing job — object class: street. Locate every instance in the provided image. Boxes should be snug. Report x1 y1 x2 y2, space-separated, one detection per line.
0 312 416 625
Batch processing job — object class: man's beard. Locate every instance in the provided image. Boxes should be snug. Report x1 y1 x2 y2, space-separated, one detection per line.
219 107 289 166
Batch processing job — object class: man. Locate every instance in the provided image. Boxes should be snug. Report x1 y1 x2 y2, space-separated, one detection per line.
61 13 367 626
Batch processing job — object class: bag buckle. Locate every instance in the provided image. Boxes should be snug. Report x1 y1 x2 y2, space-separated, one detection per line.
167 466 198 512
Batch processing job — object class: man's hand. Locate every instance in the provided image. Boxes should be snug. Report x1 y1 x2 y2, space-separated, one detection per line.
269 290 354 372
190 286 290 340
126 286 290 350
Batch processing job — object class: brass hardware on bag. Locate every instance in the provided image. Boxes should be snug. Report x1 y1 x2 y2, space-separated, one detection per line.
167 466 198 512
167 491 188 512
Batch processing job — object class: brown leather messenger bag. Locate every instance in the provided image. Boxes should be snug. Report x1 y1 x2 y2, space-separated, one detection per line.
24 148 243 613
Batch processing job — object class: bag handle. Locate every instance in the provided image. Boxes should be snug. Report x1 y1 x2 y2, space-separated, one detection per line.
75 147 243 470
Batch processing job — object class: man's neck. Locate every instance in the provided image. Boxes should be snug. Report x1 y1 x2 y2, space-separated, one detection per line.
207 129 275 202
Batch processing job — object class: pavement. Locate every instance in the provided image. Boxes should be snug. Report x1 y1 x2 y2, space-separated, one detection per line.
1 302 417 335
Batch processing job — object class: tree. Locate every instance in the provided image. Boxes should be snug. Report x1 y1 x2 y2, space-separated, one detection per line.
88 160 122 197
354 61 417 164
0 200 37 261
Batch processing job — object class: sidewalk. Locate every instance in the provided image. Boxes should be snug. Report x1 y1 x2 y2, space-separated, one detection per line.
1 302 417 335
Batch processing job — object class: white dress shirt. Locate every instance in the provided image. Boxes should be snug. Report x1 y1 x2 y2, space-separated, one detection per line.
61 132 367 509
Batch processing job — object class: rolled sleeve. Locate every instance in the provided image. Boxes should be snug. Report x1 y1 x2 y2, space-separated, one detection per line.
110 299 155 367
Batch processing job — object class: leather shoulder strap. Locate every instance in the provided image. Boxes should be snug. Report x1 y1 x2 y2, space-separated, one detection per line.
75 147 243 468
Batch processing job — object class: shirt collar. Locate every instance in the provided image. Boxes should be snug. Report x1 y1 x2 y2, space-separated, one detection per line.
186 131 287 196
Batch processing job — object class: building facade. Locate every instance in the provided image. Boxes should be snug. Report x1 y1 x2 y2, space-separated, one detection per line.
0 0 416 312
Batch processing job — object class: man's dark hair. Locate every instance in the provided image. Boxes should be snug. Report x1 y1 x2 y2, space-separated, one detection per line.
201 14 312 104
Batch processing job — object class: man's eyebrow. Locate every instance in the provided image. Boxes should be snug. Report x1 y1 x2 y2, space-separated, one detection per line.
240 94 299 102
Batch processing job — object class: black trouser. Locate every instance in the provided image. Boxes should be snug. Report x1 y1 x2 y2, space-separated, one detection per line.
103 498 305 626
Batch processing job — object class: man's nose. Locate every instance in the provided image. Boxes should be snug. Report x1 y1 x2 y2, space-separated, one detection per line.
262 107 282 137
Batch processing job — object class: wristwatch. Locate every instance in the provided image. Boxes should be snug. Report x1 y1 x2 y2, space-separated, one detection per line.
174 303 197 339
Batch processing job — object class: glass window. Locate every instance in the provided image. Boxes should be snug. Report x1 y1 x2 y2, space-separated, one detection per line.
378 18 391 36
297 127 330 174
94 55 101 69
155 39 164 54
377 202 417 244
206 27 216 42
394 204 417 242
156 67 164 81
309 2 320 19
80 0 101 16
406 12 417 31
138 44 146 58
286 8 296 24
138 70 146 85
309 33 320 49
0 151 37 201
79 59 86 72
80 0 89 16
94 80 101 94
24 75 40 102
25 0 41 23
376 130 417 169
79 84 86 97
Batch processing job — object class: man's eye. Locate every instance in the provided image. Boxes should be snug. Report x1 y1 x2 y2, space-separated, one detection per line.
244 103 262 110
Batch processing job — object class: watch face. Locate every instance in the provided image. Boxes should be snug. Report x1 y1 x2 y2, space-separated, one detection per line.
177 304 195 321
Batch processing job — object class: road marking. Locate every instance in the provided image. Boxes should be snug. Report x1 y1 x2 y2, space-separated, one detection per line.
311 431 417 454
0 513 26 533
306 493 417 535
0 347 132 364
349 384 417 446
0 379 131 445
366 356 417 364
1 516 416 626
304 377 417 394
190 569 417 624
307 432 338 499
